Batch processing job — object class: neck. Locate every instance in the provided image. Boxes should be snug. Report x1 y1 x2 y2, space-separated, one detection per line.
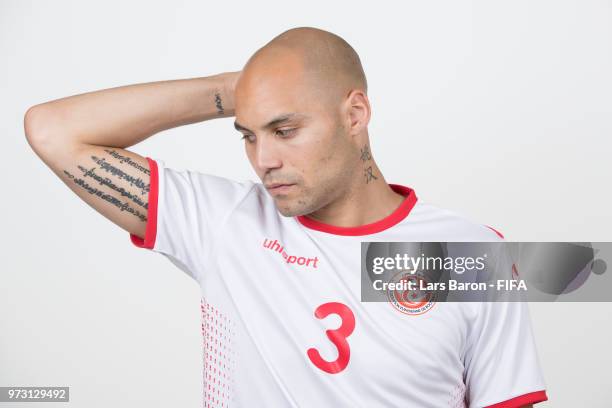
304 160 406 227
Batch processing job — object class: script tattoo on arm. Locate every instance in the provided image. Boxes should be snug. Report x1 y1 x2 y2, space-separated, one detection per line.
74 164 148 209
89 155 149 195
360 144 378 184
103 149 150 175
214 92 224 115
61 150 150 223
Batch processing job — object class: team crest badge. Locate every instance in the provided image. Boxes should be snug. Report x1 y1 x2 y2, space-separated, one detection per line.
387 272 437 315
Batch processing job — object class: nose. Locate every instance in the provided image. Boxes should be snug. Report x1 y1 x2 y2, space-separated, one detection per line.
254 135 283 172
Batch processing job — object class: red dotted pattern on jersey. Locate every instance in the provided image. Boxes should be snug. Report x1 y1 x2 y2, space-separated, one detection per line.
448 382 467 408
201 297 236 408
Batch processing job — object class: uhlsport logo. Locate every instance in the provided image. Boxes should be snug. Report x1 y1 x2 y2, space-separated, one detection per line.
262 238 319 269
387 271 437 315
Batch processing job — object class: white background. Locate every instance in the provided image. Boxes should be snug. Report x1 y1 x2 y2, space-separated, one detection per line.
1 0 611 406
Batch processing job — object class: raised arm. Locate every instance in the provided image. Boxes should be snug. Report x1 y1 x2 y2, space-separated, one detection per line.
23 71 239 240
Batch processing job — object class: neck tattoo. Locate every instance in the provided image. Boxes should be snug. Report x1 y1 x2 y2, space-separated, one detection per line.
360 145 378 184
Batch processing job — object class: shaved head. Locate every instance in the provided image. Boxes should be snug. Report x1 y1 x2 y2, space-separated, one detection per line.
244 27 367 107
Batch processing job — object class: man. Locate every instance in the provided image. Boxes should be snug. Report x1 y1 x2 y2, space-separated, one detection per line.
24 27 547 407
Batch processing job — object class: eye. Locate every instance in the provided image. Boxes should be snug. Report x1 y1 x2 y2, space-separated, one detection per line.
275 128 296 138
241 134 256 143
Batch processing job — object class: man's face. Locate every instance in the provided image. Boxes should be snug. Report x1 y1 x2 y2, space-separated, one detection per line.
234 51 357 217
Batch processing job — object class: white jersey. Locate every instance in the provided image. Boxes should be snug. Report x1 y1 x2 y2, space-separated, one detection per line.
130 158 548 408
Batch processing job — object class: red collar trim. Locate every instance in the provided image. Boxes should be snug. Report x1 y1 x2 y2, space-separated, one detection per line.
295 184 418 236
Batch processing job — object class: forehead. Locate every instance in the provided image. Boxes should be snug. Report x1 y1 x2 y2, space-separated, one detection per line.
235 51 320 128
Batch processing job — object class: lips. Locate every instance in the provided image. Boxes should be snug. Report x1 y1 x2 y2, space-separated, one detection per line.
265 183 293 189
266 183 295 195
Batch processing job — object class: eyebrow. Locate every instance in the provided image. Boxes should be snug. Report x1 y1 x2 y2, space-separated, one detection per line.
233 113 310 133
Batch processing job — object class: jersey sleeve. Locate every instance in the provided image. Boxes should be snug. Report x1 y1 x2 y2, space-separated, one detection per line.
462 299 548 407
129 157 255 282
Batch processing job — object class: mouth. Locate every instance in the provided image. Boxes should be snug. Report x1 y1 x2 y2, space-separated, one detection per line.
265 183 296 195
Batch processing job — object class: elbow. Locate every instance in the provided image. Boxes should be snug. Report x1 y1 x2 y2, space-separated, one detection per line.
24 105 48 149
24 104 62 156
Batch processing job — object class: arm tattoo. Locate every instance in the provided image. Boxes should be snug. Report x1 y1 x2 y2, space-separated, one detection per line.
61 149 152 223
76 164 148 209
90 155 149 195
103 149 150 175
214 92 224 115
63 169 147 222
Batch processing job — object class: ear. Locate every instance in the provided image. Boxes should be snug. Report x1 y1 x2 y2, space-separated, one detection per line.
344 88 371 137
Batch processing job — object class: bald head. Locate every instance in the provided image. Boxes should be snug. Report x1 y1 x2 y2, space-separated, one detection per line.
241 27 367 106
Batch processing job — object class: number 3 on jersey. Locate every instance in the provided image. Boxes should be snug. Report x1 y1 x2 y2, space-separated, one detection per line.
307 302 355 374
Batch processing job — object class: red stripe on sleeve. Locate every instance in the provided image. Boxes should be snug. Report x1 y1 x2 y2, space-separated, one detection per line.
129 157 158 249
485 390 548 408
485 224 505 239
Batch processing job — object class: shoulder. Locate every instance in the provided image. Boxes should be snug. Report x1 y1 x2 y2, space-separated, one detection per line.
407 200 505 241
156 160 261 214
